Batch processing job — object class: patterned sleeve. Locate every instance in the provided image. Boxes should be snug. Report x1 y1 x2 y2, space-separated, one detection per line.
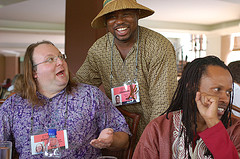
74 44 102 87
90 85 131 135
132 118 161 159
148 39 177 120
0 98 13 141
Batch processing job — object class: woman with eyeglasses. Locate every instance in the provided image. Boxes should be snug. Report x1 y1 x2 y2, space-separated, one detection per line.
0 40 131 159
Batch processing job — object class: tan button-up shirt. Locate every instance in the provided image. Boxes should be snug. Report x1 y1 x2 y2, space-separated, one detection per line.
75 26 177 140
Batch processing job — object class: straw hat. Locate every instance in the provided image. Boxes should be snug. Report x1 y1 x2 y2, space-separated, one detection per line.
91 0 154 28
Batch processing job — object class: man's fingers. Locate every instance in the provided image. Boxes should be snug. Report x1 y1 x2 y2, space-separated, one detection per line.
90 138 111 149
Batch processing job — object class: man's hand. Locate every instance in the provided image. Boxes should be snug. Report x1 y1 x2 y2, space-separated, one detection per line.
90 128 114 149
195 92 220 128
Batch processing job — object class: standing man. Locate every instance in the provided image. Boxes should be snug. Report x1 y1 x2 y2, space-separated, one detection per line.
75 0 177 140
228 60 240 117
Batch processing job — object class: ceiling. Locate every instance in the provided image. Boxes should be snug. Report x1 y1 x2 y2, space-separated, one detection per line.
0 0 240 56
0 0 239 26
140 0 240 25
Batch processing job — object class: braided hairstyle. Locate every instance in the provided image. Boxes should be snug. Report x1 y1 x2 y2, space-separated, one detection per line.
164 56 233 158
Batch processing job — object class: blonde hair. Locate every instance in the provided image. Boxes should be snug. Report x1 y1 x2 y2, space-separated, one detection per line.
15 41 77 106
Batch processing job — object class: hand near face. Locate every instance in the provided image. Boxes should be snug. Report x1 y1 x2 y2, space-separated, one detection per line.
90 128 114 149
195 92 220 128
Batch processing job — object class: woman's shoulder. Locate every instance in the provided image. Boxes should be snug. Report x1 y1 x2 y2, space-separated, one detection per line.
74 83 104 97
0 93 28 111
76 83 100 91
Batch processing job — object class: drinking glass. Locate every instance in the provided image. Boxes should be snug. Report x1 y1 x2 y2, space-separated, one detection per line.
97 156 117 159
0 141 12 159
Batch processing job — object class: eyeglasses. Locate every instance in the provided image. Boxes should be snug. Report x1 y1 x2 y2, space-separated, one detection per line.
33 54 67 67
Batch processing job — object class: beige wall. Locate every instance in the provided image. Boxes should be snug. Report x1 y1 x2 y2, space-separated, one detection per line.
206 34 221 58
221 35 232 64
206 34 233 64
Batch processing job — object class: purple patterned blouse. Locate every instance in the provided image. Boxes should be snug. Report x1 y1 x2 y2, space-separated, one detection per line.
0 83 131 159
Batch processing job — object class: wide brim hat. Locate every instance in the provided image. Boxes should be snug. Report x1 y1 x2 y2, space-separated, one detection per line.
91 0 154 28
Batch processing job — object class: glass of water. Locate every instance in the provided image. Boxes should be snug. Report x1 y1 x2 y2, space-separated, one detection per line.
97 156 117 159
0 141 12 159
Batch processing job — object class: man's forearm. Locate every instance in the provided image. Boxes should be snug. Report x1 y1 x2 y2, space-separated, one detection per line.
108 132 129 151
199 122 239 158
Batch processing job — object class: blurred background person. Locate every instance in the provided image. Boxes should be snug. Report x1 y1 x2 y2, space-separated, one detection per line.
2 74 24 99
228 60 240 117
1 78 11 89
0 78 11 99
7 74 23 92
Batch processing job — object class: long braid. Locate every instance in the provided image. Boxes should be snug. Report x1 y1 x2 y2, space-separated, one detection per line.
164 56 233 158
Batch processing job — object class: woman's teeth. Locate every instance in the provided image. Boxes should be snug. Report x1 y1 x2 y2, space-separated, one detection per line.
57 71 64 76
218 108 224 113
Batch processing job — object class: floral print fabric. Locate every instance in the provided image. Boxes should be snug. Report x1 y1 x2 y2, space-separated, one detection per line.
0 83 130 159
